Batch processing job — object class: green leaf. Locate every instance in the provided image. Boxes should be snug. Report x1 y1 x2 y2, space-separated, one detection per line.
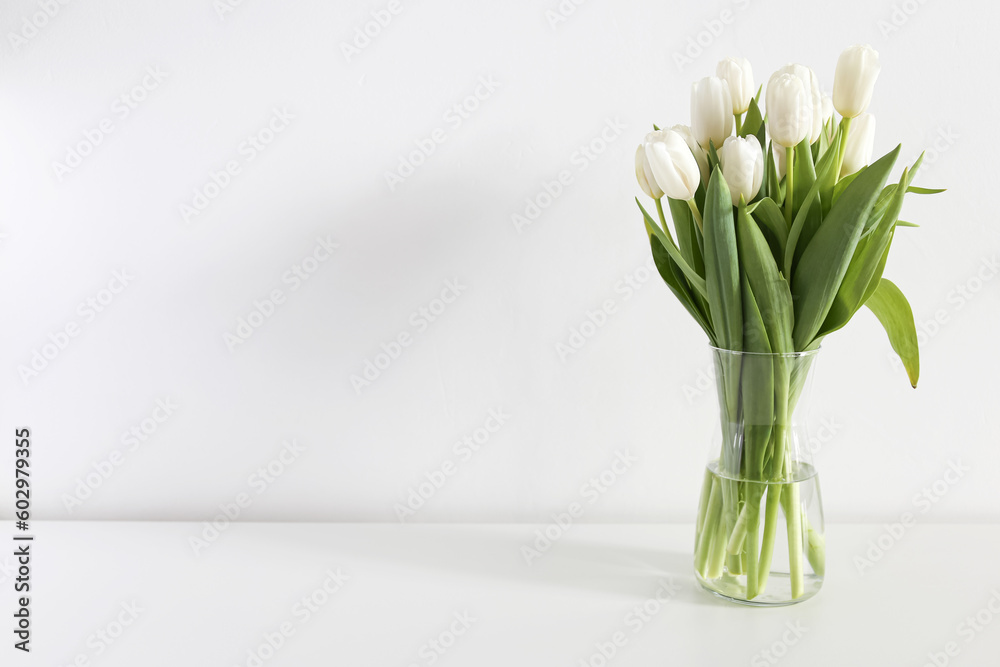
792 138 816 215
817 121 845 215
790 145 901 350
765 141 783 205
907 186 945 195
821 164 915 336
703 169 742 351
860 229 894 306
707 142 721 176
896 220 919 227
650 235 714 342
751 198 787 261
833 170 860 206
736 204 794 353
636 198 708 298
862 183 897 236
667 197 704 276
865 278 920 387
783 181 822 278
739 275 774 477
741 98 763 139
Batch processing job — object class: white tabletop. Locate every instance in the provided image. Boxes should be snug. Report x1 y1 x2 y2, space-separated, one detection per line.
10 522 999 666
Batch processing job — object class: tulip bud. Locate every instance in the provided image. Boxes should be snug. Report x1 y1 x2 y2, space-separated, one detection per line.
719 135 763 206
840 113 876 177
690 76 734 150
766 72 810 148
833 44 880 118
775 64 822 143
643 129 702 201
716 57 754 115
670 124 710 187
635 144 664 199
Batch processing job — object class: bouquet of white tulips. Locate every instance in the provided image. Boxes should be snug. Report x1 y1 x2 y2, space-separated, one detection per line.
634 45 942 601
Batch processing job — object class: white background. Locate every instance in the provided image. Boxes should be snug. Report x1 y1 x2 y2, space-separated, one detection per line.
0 0 997 525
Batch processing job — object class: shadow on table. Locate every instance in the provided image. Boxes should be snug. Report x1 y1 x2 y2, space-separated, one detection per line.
276 524 732 607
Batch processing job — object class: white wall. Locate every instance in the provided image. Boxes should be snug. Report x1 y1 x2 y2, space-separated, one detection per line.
1 0 996 524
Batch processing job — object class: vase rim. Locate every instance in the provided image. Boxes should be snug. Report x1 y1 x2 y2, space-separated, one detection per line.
708 345 821 359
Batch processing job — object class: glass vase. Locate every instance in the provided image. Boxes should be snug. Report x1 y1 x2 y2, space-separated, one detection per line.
693 347 825 605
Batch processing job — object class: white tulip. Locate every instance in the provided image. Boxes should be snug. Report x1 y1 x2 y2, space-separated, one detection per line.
635 144 664 199
833 44 880 118
643 129 702 201
670 124 710 187
766 72 810 148
716 57 754 115
720 135 763 206
691 76 734 150
775 63 822 143
840 113 876 177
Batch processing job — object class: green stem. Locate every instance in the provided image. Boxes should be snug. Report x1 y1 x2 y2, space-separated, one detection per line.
807 525 826 577
707 514 728 579
686 198 703 232
784 478 805 599
695 467 714 537
654 197 671 239
695 477 723 577
734 112 743 135
726 500 749 555
834 116 853 183
757 482 782 591
784 146 795 228
744 486 762 599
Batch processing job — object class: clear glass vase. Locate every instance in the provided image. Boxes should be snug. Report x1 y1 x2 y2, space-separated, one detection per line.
694 347 825 605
